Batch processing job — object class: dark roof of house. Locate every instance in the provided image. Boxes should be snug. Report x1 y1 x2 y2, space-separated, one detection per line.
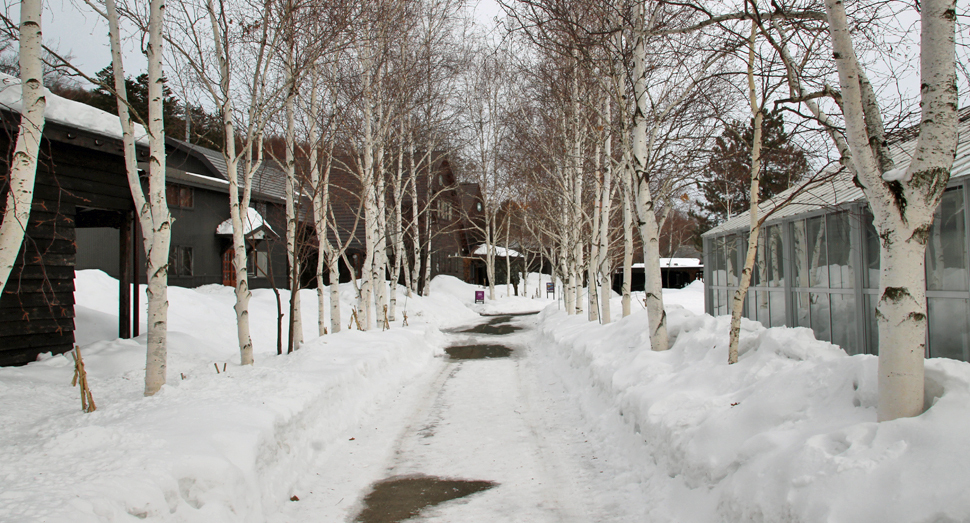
165 137 287 204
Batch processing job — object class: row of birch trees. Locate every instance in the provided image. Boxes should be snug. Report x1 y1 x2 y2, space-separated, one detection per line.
0 0 481 396
493 0 963 421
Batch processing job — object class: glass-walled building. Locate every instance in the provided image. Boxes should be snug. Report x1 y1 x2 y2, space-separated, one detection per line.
703 113 970 360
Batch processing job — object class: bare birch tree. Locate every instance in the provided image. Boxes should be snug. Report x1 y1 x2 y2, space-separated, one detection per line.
167 0 282 364
0 0 44 307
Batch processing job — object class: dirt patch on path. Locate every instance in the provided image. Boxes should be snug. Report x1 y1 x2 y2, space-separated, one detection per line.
445 344 513 359
354 474 497 523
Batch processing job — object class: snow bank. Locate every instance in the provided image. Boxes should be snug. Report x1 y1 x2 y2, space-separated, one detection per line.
0 270 474 522
534 300 970 522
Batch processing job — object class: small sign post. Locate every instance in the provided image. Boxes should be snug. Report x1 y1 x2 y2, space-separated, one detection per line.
545 281 555 298
474 290 485 304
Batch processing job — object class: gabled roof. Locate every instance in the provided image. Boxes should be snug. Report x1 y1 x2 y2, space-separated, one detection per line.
704 109 970 237
166 137 287 203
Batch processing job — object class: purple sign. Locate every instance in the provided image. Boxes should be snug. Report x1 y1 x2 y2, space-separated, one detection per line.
474 290 485 304
546 282 555 293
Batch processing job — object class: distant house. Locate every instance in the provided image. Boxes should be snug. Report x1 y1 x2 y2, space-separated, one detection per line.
318 154 478 290
467 244 524 287
0 73 293 366
75 137 289 291
701 110 970 361
612 258 704 294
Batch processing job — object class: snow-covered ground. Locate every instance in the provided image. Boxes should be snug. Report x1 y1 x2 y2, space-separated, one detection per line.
2 271 969 522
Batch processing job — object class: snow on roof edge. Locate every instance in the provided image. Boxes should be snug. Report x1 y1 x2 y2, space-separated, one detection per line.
703 111 970 238
0 73 149 146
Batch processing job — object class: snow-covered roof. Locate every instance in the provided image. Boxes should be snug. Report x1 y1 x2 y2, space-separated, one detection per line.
0 73 149 145
660 258 702 268
704 109 970 237
216 207 276 237
626 258 703 270
472 244 523 258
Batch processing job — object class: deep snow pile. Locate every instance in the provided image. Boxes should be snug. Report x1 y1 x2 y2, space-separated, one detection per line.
533 291 970 522
0 271 477 523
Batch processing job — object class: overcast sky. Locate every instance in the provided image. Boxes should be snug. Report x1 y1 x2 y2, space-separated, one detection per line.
31 0 503 84
40 0 146 79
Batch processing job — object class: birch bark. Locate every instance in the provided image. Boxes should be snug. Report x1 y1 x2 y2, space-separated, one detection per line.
142 0 171 393
283 31 303 351
822 0 959 420
728 23 764 365
307 74 328 336
0 0 45 310
598 100 615 323
631 13 668 351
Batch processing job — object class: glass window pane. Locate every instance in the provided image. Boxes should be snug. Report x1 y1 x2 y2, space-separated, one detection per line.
928 298 970 361
714 237 725 287
795 292 811 328
725 235 739 287
864 212 880 289
926 187 967 291
767 225 784 287
792 220 808 288
831 294 858 354
769 291 786 327
748 290 769 325
718 290 729 316
865 294 879 355
807 216 828 288
810 292 831 342
752 231 766 287
827 213 854 289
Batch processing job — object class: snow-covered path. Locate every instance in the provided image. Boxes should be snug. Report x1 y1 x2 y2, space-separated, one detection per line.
271 313 640 522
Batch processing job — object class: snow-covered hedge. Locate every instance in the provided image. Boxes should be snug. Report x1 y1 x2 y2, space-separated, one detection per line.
0 271 473 522
534 305 970 522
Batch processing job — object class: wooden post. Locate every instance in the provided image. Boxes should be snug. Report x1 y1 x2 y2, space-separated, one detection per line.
71 346 96 413
119 211 132 339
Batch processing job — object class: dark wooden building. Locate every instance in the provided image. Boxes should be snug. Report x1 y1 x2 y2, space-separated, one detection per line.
316 153 479 291
0 102 144 365
76 137 289 290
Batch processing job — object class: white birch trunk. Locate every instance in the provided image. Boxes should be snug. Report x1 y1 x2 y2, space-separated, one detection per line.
728 23 764 365
504 213 511 296
598 101 614 324
307 73 328 337
621 156 633 317
409 150 420 296
0 0 45 300
588 130 602 323
569 52 584 316
631 17 668 351
143 0 171 393
388 125 406 322
824 0 958 420
374 138 388 326
284 38 303 351
207 0 254 365
486 223 496 300
359 49 377 330
103 0 167 393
